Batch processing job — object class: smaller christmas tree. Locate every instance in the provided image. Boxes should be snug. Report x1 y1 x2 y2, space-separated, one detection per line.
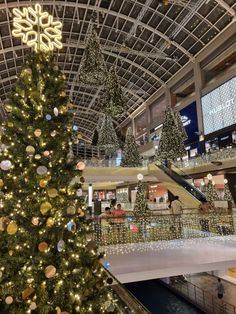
98 115 119 157
133 178 149 217
121 127 141 167
156 107 186 160
102 66 126 116
206 174 219 202
223 179 234 203
79 28 107 86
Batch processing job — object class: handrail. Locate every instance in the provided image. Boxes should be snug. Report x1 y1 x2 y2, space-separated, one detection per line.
155 161 206 202
104 267 151 313
166 275 236 314
93 212 236 249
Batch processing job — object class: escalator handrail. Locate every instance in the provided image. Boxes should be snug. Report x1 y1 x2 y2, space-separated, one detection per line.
155 161 206 202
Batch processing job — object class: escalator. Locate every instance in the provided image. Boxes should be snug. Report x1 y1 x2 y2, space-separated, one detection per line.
149 161 206 208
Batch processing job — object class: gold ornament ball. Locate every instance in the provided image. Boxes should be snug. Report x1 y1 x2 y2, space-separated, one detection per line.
7 122 14 128
60 91 66 97
59 105 67 113
34 154 41 160
34 129 42 137
8 250 14 256
38 242 48 252
5 104 12 113
76 161 85 171
39 179 48 188
0 217 10 231
40 202 52 215
66 206 76 215
32 217 39 226
7 221 18 235
0 179 4 188
47 188 58 198
56 307 61 314
29 302 37 310
78 208 85 217
46 217 54 227
22 287 35 300
26 145 35 155
5 296 13 304
77 133 82 139
45 265 56 278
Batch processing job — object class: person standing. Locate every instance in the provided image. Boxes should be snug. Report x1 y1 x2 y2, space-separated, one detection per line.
216 278 225 301
170 196 183 238
171 196 183 214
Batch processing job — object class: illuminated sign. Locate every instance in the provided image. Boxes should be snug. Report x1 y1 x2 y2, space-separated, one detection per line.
12 4 63 52
202 77 236 135
181 115 191 126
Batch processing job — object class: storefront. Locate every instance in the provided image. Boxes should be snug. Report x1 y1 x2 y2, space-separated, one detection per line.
93 190 116 201
201 76 236 151
148 183 168 203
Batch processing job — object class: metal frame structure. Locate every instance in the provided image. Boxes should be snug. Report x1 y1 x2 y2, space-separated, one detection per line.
0 0 235 141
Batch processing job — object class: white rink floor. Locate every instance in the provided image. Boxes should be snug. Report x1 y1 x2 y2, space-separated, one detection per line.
103 236 236 283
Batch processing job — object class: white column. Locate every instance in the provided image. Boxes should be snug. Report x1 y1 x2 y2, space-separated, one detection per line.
88 184 93 207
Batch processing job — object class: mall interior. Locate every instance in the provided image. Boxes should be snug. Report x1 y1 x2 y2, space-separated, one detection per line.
0 0 236 313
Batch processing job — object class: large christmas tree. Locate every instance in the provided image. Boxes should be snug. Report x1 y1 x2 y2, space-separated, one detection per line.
0 52 115 313
102 66 126 117
206 177 219 202
121 127 141 167
156 107 186 160
98 115 119 157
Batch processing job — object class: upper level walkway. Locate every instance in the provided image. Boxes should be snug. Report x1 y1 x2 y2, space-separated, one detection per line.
92 211 236 283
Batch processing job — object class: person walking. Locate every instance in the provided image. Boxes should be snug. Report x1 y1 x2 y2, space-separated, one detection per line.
216 278 225 301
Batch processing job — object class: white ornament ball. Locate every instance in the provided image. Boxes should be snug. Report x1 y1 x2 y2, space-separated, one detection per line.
45 265 56 278
76 189 83 197
53 107 59 116
207 173 213 180
36 166 48 175
0 160 12 171
224 179 228 184
29 302 37 310
76 161 85 171
46 114 52 121
137 173 144 181
57 240 65 252
51 130 57 137
34 154 41 160
43 151 50 157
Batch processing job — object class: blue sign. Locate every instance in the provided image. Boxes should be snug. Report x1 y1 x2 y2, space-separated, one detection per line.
180 102 198 144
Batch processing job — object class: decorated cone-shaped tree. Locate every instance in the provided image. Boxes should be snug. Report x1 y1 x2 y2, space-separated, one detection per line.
223 179 234 203
0 5 116 313
156 107 186 161
98 115 119 157
79 28 107 86
121 127 141 167
133 175 149 217
175 111 188 142
102 66 126 116
206 174 219 202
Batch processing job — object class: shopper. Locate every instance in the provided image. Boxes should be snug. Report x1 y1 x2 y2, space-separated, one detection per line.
99 207 112 228
110 199 117 213
216 278 225 300
171 196 183 214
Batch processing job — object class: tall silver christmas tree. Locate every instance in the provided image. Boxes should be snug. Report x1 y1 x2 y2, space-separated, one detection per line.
121 127 141 167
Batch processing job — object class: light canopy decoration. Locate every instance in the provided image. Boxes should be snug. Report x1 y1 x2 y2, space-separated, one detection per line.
12 4 63 52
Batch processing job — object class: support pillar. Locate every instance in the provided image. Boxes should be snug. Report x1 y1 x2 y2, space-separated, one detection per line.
193 61 205 153
165 85 177 107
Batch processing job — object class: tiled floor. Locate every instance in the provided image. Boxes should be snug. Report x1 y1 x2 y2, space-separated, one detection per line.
188 273 236 308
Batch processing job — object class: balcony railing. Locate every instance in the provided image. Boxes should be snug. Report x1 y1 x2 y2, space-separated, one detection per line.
105 268 150 313
92 212 236 249
163 276 236 314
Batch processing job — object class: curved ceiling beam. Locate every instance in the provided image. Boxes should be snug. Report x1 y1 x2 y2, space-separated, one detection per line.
0 44 161 92
72 116 97 126
2 1 192 58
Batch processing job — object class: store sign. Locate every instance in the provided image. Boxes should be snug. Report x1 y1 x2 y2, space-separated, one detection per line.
201 77 236 135
180 102 198 143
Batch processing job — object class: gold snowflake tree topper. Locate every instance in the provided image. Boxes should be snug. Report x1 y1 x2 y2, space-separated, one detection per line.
12 4 63 52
